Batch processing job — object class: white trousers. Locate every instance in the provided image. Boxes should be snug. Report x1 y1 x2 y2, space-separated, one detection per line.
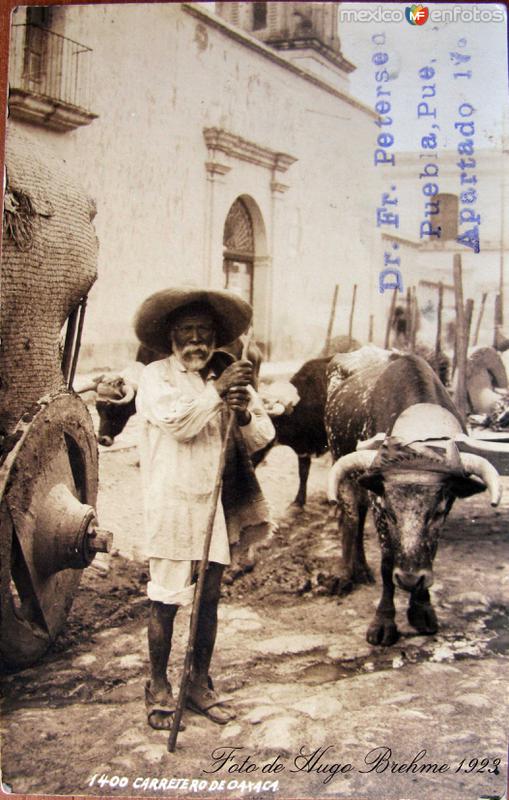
147 558 195 606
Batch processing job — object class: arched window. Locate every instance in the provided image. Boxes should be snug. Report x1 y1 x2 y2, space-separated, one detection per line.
223 198 255 304
435 194 459 241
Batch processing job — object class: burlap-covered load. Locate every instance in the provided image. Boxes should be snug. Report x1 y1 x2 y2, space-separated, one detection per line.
1 126 98 434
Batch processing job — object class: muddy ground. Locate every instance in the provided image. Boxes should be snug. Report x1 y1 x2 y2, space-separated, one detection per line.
1 410 509 800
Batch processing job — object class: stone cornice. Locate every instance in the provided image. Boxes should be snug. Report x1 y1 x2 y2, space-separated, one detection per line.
268 37 356 74
205 161 231 176
8 89 98 132
271 181 290 194
182 3 377 120
204 127 297 173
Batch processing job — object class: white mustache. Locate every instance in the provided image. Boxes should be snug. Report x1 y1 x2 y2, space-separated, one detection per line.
182 346 209 358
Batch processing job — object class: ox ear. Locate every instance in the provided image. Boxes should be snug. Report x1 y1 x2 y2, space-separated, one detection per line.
357 471 385 495
446 475 486 499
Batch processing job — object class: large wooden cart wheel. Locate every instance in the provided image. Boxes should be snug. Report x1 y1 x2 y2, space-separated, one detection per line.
0 393 111 668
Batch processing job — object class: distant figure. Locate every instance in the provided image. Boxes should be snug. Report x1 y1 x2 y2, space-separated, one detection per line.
445 319 457 350
466 346 509 429
391 305 408 349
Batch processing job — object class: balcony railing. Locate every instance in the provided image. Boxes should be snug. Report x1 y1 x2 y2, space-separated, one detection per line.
8 24 97 131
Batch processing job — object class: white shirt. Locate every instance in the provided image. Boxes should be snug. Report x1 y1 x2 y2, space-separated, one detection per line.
136 355 275 564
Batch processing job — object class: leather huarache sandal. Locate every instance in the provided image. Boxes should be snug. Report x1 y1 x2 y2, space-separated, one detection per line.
186 682 236 725
145 681 186 731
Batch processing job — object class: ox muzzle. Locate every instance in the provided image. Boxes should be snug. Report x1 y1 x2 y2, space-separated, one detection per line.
393 567 433 592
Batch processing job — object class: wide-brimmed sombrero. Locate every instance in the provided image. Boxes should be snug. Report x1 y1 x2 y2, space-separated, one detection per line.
134 287 252 353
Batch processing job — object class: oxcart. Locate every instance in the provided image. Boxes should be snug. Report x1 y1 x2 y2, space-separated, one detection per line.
0 127 111 669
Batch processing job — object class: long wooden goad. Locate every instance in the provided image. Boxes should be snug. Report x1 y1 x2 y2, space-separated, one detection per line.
167 409 235 752
168 331 253 751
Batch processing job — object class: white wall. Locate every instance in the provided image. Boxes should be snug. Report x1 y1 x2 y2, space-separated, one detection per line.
10 3 383 367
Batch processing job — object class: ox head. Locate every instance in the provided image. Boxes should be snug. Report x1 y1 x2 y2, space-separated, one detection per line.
328 408 501 593
259 381 300 418
79 374 137 446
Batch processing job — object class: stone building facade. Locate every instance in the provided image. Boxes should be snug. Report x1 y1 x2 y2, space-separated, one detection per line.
379 147 509 350
6 2 383 368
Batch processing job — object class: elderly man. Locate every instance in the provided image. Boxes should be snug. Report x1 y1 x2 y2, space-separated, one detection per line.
134 288 275 730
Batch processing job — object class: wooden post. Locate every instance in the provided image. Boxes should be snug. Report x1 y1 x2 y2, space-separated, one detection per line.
324 283 339 356
405 287 412 348
495 292 503 326
473 292 487 346
384 287 398 349
348 284 357 348
435 282 443 360
453 254 468 419
465 298 474 351
368 314 374 343
61 303 80 384
494 293 503 347
410 286 418 350
68 296 88 390
500 256 505 327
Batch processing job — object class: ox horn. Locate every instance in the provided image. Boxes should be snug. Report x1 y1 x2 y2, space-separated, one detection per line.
356 432 386 451
75 373 107 394
76 381 100 394
99 382 136 406
327 450 378 503
458 452 502 507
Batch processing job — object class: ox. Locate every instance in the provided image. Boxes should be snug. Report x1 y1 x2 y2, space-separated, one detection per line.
258 344 448 508
254 339 363 507
325 348 501 646
465 346 509 427
255 358 330 506
81 339 263 447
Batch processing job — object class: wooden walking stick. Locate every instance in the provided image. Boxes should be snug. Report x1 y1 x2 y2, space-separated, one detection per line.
168 330 253 752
